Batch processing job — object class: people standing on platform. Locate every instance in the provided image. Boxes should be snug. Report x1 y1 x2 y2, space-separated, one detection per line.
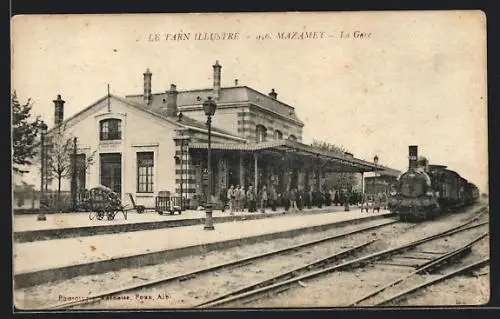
291 188 299 212
240 185 247 212
306 186 313 209
235 185 244 212
247 185 257 212
219 186 228 212
344 191 351 211
227 185 236 214
297 187 305 211
373 192 382 213
259 185 268 213
282 187 291 212
315 187 323 208
334 190 340 206
382 192 388 210
269 185 278 211
324 189 332 206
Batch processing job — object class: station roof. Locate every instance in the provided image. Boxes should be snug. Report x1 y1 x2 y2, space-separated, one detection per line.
126 86 303 125
189 139 400 174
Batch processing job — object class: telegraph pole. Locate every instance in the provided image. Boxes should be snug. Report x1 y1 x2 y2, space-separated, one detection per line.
71 137 78 211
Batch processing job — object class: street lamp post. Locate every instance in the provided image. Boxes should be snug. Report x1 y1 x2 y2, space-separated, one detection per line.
203 97 217 230
37 122 48 221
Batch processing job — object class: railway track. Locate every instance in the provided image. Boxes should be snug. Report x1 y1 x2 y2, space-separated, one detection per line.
195 207 488 308
375 257 489 306
45 205 487 310
47 217 401 309
348 232 488 306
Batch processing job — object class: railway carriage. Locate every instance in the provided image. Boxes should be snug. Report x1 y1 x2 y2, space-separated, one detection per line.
388 145 479 221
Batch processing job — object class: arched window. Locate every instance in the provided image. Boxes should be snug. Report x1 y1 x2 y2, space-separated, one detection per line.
288 135 297 141
100 119 122 140
256 125 267 143
274 130 283 140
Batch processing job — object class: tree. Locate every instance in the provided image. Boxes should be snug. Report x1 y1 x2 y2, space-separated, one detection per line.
311 139 359 191
45 124 96 202
311 139 351 155
12 91 44 174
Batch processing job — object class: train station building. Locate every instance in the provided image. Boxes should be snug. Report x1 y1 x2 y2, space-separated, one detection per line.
37 61 400 208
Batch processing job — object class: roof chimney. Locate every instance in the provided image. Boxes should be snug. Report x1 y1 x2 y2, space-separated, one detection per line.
53 94 65 127
234 79 239 86
269 88 277 99
213 60 222 101
143 68 152 105
166 84 178 117
409 145 418 169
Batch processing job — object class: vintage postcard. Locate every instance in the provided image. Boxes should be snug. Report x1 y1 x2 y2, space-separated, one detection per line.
11 11 489 310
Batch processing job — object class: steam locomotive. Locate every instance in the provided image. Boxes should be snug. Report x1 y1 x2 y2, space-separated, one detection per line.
388 145 479 221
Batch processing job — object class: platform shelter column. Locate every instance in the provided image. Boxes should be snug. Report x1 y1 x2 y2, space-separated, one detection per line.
254 153 259 190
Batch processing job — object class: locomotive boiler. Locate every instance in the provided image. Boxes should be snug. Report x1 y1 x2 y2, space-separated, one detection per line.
388 145 479 221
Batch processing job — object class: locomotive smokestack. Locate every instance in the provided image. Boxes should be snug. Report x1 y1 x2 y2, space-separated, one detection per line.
409 145 418 169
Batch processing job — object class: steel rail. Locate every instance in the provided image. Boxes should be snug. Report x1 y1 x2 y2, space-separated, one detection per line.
348 231 489 306
195 238 377 307
375 257 490 306
197 211 488 308
47 218 398 309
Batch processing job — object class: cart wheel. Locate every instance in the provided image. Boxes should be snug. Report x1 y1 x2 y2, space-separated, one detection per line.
97 211 104 220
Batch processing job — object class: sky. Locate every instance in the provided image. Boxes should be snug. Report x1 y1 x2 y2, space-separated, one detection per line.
11 11 488 192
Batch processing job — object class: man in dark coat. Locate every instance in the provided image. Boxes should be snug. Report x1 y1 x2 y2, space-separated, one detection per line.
296 187 304 211
246 185 257 212
325 190 332 206
282 187 291 212
315 188 323 208
305 187 313 209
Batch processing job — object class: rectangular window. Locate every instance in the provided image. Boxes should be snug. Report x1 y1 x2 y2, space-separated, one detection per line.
100 119 122 140
137 152 154 193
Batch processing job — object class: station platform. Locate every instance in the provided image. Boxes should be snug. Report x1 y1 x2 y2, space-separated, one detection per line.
14 205 349 242
13 208 393 288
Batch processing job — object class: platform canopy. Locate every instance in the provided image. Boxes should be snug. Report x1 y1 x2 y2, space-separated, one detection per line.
189 139 400 174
